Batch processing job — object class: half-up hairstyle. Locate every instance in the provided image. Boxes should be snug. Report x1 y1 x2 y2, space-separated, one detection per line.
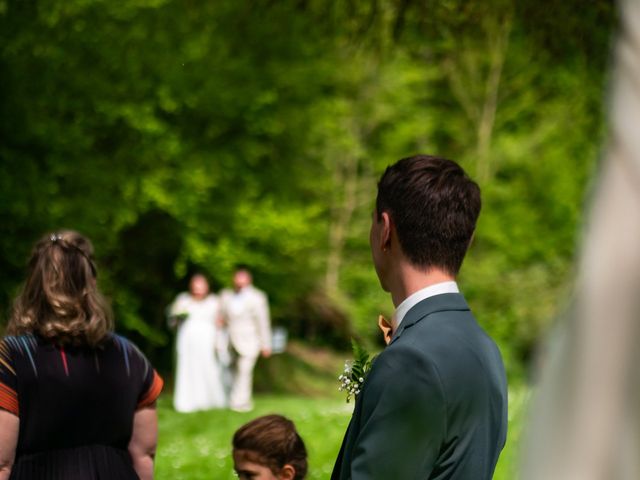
7 230 113 346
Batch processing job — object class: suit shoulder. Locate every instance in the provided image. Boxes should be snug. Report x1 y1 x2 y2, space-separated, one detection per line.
378 339 434 366
408 308 499 359
360 345 447 433
246 287 268 305
251 286 267 299
367 343 445 397
401 309 507 397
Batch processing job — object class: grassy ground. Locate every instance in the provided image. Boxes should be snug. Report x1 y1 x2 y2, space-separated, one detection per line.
156 343 530 479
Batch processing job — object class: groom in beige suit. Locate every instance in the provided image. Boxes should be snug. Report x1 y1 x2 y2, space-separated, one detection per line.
220 266 271 412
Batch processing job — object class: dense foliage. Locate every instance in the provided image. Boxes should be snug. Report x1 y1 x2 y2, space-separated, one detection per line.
0 0 616 375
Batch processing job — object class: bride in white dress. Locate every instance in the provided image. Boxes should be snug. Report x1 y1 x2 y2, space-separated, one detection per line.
169 274 227 412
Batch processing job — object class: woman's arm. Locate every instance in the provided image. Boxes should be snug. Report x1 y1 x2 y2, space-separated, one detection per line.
0 410 19 480
128 405 158 480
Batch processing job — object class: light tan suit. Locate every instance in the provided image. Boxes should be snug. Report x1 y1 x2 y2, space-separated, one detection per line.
220 285 271 410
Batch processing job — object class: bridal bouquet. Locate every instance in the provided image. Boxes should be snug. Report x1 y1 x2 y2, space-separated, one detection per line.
167 312 188 329
338 340 375 403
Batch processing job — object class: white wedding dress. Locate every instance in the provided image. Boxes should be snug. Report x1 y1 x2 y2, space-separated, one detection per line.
170 293 227 412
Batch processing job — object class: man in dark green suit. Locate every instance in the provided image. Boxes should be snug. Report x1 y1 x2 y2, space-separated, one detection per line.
332 155 508 480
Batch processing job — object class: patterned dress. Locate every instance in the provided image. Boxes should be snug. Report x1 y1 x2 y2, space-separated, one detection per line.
0 333 163 479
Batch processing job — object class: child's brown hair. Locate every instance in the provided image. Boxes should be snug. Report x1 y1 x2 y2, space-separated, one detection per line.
232 414 307 479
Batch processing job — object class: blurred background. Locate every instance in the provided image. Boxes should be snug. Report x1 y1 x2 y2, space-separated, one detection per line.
0 1 619 476
0 0 616 378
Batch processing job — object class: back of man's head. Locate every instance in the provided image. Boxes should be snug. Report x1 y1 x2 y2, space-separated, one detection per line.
376 155 481 276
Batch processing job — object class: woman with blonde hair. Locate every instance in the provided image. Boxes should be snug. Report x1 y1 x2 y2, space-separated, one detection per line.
0 230 163 480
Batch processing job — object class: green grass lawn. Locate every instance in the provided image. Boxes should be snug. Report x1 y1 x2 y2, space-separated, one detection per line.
155 386 529 479
156 342 530 478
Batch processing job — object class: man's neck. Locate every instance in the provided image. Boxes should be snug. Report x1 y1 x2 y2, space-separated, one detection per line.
389 265 455 308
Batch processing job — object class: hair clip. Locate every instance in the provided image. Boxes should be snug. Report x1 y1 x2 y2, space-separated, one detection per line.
50 233 62 243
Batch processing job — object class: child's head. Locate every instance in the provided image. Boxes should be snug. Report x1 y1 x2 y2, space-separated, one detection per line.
232 414 307 480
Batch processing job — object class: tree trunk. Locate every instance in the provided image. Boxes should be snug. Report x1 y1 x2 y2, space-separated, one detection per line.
325 153 359 296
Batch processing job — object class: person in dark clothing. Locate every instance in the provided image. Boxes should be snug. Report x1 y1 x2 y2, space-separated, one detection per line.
332 155 508 480
0 230 163 480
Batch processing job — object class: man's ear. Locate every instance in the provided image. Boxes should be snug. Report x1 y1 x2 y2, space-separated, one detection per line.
279 464 296 480
380 211 393 251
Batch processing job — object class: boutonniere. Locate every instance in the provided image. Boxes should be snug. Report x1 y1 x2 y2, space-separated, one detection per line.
338 340 376 403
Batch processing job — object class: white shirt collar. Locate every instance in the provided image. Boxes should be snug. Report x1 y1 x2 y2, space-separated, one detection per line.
393 281 459 330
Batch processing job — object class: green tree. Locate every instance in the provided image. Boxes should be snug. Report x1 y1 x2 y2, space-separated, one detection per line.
0 0 616 377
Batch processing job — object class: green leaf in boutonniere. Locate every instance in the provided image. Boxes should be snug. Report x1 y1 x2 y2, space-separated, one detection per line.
338 339 376 403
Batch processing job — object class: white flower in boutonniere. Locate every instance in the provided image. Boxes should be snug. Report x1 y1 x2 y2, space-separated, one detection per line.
338 340 375 403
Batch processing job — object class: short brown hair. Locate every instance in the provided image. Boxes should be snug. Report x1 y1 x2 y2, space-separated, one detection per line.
232 414 307 479
376 155 481 275
7 230 113 346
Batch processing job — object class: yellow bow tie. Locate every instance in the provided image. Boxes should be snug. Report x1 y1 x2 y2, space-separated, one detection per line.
378 315 393 345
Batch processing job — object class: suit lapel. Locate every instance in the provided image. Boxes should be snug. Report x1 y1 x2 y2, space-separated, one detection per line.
390 293 470 345
332 383 367 479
